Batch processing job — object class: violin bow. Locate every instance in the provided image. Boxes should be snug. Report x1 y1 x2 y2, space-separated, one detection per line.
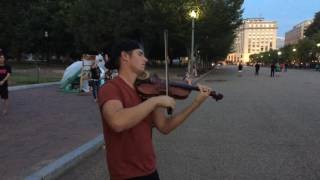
164 30 172 115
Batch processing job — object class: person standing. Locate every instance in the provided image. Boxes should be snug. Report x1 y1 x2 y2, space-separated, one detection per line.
192 65 198 77
0 53 11 115
255 63 260 75
183 71 192 85
90 62 101 101
284 63 288 72
238 62 243 77
98 40 211 179
275 62 281 77
270 63 275 77
280 63 285 72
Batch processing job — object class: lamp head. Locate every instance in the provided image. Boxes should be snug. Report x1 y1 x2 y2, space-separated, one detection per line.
189 10 197 19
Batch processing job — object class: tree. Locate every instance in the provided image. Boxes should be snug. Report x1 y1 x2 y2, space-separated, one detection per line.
297 38 314 63
23 0 77 61
68 0 114 54
0 0 244 64
305 11 320 38
197 0 243 61
143 0 192 59
0 1 38 60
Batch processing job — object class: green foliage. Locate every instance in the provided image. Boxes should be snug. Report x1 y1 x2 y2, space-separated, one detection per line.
297 38 315 63
198 0 243 60
0 0 244 64
0 1 37 59
250 11 320 66
305 11 320 38
68 0 113 53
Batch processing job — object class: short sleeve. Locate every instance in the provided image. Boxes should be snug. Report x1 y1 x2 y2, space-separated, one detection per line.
98 82 122 109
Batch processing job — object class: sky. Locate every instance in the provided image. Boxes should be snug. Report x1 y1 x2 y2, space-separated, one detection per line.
242 0 320 38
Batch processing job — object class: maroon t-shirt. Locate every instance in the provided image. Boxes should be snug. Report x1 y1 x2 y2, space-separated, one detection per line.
98 76 156 180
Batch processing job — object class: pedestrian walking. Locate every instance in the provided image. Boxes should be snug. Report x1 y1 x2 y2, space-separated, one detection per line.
255 63 260 75
98 40 211 179
0 53 11 115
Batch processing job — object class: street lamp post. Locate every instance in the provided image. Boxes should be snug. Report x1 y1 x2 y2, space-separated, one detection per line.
317 43 320 59
292 48 296 52
277 51 282 56
188 10 198 75
317 43 320 65
277 51 282 62
292 48 296 64
44 31 49 62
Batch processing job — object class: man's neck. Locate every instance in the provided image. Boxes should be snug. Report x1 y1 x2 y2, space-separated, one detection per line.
118 69 137 89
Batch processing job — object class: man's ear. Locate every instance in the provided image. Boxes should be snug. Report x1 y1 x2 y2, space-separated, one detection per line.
121 51 130 63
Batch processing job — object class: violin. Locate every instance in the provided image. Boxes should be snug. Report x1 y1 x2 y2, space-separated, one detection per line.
135 73 223 101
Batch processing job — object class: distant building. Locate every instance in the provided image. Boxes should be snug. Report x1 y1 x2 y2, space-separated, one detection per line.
276 37 284 49
226 18 278 63
284 20 313 46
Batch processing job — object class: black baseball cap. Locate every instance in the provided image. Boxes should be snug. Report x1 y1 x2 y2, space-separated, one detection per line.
106 40 142 69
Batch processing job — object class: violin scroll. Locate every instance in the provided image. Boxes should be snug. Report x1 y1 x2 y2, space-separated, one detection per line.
210 91 223 101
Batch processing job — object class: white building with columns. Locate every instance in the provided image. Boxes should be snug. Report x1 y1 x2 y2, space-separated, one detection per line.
226 18 278 63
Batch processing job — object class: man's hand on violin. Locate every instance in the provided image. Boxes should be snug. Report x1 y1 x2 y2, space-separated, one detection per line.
152 95 176 109
193 84 211 105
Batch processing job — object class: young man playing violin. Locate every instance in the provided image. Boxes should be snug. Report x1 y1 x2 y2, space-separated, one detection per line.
98 40 211 180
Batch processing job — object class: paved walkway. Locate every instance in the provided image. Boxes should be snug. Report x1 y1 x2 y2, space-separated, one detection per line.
59 65 320 180
0 85 102 180
0 67 189 180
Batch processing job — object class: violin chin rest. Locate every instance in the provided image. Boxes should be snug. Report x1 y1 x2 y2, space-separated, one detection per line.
137 71 150 80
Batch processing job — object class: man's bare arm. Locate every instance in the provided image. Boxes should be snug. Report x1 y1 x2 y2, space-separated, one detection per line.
153 85 211 134
102 95 175 132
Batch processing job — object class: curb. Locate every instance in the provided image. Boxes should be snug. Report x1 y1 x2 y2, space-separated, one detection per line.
24 135 104 180
23 69 214 180
193 69 214 84
9 82 60 91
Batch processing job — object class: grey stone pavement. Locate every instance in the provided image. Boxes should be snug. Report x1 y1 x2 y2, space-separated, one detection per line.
59 65 320 180
0 68 188 180
0 84 102 180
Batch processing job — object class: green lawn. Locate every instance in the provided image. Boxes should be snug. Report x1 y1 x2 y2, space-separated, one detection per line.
8 64 64 86
10 74 61 85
